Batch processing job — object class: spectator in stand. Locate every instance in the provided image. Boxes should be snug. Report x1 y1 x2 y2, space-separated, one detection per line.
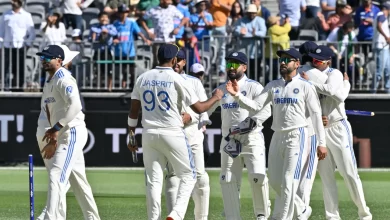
324 1 352 32
140 0 188 67
278 0 306 40
190 0 213 51
40 10 67 48
305 0 321 18
227 1 243 46
63 0 94 33
68 29 84 86
104 0 140 20
264 15 291 82
0 0 35 90
209 0 235 78
114 5 151 90
174 0 191 44
371 2 390 93
137 0 161 28
251 0 270 22
300 11 328 40
354 0 380 57
233 4 266 81
89 12 118 91
321 0 336 19
327 21 358 79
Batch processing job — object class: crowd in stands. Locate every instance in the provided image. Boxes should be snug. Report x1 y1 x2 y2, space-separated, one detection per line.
0 0 390 93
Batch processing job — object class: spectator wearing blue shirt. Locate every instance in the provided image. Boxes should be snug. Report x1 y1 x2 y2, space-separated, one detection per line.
89 12 118 90
354 0 380 56
234 4 266 80
113 4 151 91
279 0 307 40
190 0 213 51
174 0 191 41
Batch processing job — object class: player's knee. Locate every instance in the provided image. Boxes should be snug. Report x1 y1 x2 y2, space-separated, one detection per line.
248 173 266 185
196 172 210 190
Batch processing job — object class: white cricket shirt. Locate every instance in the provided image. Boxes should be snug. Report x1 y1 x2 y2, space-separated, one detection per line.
256 74 326 146
131 67 199 129
310 67 347 125
180 73 211 133
40 67 85 130
208 75 271 137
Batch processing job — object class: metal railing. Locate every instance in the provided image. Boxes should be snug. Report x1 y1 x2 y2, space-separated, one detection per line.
0 38 384 93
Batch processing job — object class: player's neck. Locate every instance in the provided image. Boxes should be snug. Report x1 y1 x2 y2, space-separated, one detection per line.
47 67 61 79
282 71 297 81
159 63 173 68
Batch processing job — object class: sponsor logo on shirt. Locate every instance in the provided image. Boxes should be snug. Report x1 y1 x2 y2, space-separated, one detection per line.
222 102 239 109
274 98 298 104
44 97 56 104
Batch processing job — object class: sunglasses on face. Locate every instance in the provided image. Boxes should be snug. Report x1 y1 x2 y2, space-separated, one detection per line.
40 56 56 62
312 58 328 65
226 62 241 69
279 57 297 63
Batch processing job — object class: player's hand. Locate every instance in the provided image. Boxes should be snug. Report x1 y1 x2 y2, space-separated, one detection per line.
322 115 328 126
147 31 155 40
317 146 327 160
181 113 192 124
226 79 239 96
212 88 224 100
41 139 57 159
300 71 309 80
343 72 349 81
172 27 180 35
42 128 59 143
127 130 138 152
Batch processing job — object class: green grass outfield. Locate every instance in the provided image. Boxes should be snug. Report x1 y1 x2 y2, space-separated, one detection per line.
0 169 390 220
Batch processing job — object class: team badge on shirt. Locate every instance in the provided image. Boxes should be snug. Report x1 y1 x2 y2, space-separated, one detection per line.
66 86 73 95
293 88 299 94
241 91 247 96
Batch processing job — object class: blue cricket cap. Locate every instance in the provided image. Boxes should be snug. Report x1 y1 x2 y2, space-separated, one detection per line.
177 48 186 59
277 48 302 61
225 51 248 64
299 41 318 55
157 44 180 61
36 45 65 60
308 45 334 61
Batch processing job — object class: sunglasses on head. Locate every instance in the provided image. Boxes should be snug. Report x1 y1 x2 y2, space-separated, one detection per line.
40 56 57 62
226 62 241 69
279 57 297 63
312 58 328 65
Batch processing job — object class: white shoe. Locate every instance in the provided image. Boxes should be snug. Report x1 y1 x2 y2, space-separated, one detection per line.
167 210 182 220
299 206 312 220
36 206 47 220
256 214 266 220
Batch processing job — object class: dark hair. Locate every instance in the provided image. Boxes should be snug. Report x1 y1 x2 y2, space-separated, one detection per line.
301 55 312 64
158 57 174 65
43 13 61 32
230 1 244 18
98 11 109 18
342 21 354 30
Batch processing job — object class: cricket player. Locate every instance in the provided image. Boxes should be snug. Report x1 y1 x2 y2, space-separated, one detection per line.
127 44 223 220
301 45 372 220
165 49 211 220
228 48 327 220
37 45 100 220
207 51 272 220
36 45 80 220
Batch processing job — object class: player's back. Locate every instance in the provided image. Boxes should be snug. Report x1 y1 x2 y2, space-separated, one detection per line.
133 67 197 129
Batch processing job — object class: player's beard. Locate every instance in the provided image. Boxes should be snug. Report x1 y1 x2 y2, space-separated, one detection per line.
280 65 294 76
227 69 243 80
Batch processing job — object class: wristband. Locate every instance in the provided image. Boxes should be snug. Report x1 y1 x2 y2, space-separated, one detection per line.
53 124 61 131
128 117 138 127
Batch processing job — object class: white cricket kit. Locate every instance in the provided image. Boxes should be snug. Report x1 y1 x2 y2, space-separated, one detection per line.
208 75 272 220
165 73 211 220
131 66 198 220
312 67 372 220
41 67 100 220
296 64 328 207
255 74 326 220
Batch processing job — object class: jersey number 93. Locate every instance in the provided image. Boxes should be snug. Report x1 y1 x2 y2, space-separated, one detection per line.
143 90 170 111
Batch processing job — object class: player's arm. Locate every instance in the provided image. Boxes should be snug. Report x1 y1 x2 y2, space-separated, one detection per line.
56 79 83 129
310 70 343 96
190 91 223 114
332 73 351 102
305 85 327 159
228 81 270 111
251 103 272 125
197 81 212 126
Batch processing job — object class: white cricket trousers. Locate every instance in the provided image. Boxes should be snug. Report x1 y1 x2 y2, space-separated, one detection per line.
219 131 269 220
143 127 196 220
297 134 318 206
165 127 210 220
268 127 308 220
41 126 100 220
317 119 372 220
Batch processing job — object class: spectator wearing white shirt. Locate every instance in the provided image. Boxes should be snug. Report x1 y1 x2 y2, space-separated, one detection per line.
63 0 94 34
372 3 390 92
0 0 35 89
40 10 67 48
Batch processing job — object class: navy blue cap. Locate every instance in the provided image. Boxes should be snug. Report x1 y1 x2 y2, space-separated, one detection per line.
308 45 334 61
118 4 130 13
276 48 302 61
383 2 390 9
225 51 248 64
299 41 318 55
177 48 186 59
36 45 65 60
157 44 179 61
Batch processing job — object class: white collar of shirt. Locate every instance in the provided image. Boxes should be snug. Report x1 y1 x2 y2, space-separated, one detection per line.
237 75 248 86
156 66 174 70
281 72 299 85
